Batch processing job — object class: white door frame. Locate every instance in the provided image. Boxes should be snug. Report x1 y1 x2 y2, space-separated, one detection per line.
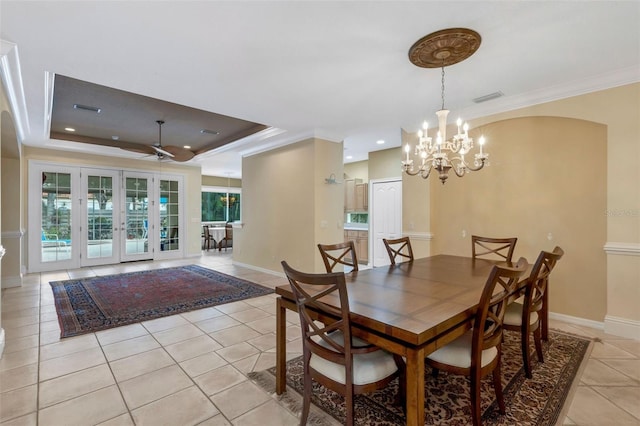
28 161 184 272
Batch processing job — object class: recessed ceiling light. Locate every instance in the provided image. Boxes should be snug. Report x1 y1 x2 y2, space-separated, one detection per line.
377 140 385 145
73 104 101 113
111 135 119 140
183 145 191 149
64 127 75 132
346 155 353 160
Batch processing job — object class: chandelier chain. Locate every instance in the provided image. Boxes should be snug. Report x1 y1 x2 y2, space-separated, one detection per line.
441 65 446 110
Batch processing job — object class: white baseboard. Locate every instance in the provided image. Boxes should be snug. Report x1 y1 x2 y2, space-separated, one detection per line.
604 315 640 340
232 261 284 278
1 274 23 289
549 312 605 330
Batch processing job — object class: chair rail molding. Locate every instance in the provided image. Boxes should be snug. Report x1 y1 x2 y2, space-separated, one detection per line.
403 232 434 241
603 242 640 256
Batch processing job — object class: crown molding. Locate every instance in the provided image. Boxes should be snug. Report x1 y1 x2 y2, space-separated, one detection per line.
0 40 29 145
459 65 640 121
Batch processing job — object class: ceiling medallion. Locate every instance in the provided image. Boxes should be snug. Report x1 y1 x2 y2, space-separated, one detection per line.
402 28 488 184
408 28 481 68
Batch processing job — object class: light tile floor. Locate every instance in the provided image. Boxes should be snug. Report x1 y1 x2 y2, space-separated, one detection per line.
1 252 639 425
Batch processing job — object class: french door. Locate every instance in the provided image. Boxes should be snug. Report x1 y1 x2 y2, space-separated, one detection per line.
81 169 121 266
29 162 183 272
121 172 152 262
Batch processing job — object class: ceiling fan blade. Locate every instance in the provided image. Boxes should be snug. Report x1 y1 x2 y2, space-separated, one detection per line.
151 145 175 158
161 145 196 162
120 145 156 155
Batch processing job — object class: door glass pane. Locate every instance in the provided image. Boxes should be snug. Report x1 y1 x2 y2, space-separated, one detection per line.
160 179 179 251
125 177 148 255
160 180 180 251
41 172 72 262
87 175 113 259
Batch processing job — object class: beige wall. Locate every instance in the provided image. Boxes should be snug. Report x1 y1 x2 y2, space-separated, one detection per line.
22 147 204 261
399 83 638 330
202 175 241 188
428 116 607 322
235 138 344 273
472 84 639 333
344 160 368 182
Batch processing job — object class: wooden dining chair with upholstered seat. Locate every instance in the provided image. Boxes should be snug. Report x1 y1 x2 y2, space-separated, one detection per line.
202 225 215 251
383 236 414 265
503 246 564 378
426 257 528 426
318 241 359 273
218 222 233 251
281 261 405 426
471 235 518 262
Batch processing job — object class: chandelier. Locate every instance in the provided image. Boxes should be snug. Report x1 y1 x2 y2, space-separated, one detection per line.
402 28 489 184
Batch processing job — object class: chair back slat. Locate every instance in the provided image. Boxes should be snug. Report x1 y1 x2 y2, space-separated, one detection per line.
474 257 528 354
281 261 353 363
525 246 564 315
318 241 359 273
472 235 518 262
383 237 414 265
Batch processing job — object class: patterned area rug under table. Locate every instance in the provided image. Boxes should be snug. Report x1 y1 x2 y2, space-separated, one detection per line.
249 329 592 426
50 264 274 338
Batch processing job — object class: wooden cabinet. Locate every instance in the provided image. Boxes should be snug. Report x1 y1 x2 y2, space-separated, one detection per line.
355 183 368 211
344 178 362 212
345 179 368 212
344 229 368 263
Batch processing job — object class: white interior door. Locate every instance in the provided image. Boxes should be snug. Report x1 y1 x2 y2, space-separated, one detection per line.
371 179 402 267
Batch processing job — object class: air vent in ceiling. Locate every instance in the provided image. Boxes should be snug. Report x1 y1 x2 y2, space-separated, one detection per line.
472 91 504 103
200 129 220 135
73 103 102 113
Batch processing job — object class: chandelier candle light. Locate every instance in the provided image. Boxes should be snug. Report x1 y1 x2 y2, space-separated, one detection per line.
402 28 489 184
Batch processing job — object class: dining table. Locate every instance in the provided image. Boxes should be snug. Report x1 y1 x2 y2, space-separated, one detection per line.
275 254 531 426
206 226 226 249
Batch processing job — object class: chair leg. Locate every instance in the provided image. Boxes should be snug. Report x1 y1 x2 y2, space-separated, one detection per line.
521 325 533 379
492 363 506 415
470 370 483 426
533 326 544 363
345 386 355 426
301 372 311 426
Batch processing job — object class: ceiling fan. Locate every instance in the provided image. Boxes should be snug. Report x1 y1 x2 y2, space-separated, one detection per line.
148 120 195 162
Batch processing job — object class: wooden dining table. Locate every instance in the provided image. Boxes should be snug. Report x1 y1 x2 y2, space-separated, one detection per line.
275 254 530 426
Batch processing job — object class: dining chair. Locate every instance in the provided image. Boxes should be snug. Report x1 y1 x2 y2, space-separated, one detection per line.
281 261 405 426
202 225 215 250
503 246 564 378
218 222 233 251
426 257 528 426
383 236 414 265
471 235 518 262
318 241 359 273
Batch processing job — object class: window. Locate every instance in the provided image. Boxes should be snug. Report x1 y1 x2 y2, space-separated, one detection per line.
202 187 241 222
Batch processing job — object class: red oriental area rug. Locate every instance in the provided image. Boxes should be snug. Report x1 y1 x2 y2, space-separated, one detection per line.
50 265 273 338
